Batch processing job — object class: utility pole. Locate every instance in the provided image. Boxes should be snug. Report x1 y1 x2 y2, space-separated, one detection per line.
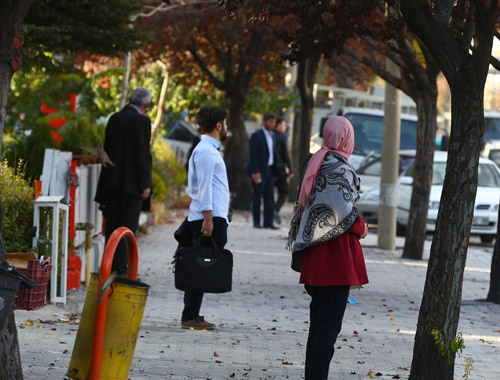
377 59 401 250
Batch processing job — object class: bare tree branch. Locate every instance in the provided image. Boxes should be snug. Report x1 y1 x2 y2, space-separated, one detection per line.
343 45 404 92
359 35 412 72
188 42 226 90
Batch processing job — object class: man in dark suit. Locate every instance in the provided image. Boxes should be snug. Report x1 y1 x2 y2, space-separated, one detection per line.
95 87 153 274
273 118 294 225
246 112 279 229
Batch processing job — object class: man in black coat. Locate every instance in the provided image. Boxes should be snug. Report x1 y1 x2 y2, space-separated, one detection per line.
273 118 293 224
246 112 279 229
95 87 153 274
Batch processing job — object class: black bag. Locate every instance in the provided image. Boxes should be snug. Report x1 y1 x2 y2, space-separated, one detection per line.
173 237 233 293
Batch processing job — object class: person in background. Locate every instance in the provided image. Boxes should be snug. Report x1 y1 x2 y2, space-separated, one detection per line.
95 86 153 275
287 116 369 380
273 118 294 225
181 105 230 330
246 112 279 229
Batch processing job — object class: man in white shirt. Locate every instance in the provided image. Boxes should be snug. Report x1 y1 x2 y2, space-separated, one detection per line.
181 106 230 330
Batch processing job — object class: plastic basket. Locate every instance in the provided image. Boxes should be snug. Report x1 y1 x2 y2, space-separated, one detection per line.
14 260 52 311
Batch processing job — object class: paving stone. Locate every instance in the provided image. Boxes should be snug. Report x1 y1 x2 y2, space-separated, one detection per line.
15 206 500 379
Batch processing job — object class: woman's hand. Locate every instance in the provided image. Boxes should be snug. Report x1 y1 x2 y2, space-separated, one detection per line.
360 223 368 239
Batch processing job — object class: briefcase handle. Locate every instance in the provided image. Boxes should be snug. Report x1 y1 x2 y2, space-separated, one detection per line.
193 235 220 250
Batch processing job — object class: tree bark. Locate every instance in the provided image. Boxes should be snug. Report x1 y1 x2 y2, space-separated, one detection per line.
0 2 35 379
289 53 321 199
402 90 437 260
224 87 251 210
409 76 484 380
151 60 169 142
487 205 500 303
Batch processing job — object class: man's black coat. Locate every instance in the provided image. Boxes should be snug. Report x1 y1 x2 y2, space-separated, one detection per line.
273 132 293 177
95 105 152 205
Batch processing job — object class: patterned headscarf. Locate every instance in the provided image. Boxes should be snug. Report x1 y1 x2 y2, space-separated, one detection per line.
297 116 354 208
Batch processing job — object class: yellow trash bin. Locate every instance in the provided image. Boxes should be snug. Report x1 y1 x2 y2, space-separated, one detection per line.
67 273 150 380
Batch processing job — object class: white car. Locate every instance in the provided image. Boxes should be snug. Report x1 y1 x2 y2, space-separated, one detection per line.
396 151 500 243
310 108 418 169
356 152 415 224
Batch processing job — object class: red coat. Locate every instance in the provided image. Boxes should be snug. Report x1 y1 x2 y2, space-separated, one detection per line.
299 216 369 286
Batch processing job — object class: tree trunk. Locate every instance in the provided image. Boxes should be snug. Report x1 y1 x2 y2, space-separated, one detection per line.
0 3 35 379
224 88 251 210
402 90 437 260
487 205 500 303
151 60 169 142
289 54 321 199
409 77 484 380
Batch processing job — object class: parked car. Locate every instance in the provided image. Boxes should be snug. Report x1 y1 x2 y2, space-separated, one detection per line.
163 120 200 166
356 151 415 224
397 151 500 243
356 151 500 243
310 108 418 169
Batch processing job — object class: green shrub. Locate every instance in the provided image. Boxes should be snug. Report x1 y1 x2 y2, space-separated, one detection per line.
0 160 35 253
151 138 186 204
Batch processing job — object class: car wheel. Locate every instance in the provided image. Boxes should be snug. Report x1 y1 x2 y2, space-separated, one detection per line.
396 222 407 237
480 234 495 244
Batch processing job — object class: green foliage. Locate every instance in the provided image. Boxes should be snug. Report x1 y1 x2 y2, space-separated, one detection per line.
151 139 186 204
58 112 105 155
244 87 298 116
4 67 118 179
463 356 474 380
0 160 35 253
431 329 466 366
23 0 151 68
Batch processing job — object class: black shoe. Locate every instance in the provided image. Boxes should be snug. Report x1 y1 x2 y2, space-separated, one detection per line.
274 212 281 225
253 224 261 229
264 225 279 230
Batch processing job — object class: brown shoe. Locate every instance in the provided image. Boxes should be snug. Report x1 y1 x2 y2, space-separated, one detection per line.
181 316 215 330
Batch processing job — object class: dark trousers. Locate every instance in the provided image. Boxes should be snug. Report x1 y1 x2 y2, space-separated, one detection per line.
182 217 228 321
251 167 275 227
104 192 143 275
304 285 350 380
274 171 288 214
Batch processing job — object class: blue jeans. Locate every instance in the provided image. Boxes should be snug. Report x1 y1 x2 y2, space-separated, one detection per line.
304 285 350 380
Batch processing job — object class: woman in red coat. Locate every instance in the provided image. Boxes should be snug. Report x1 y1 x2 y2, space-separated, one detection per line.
287 116 369 380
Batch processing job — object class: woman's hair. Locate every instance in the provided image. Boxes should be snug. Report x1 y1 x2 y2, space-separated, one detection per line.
196 106 227 134
130 87 152 106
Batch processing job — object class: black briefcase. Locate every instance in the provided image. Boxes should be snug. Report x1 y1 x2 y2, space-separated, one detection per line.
173 238 233 293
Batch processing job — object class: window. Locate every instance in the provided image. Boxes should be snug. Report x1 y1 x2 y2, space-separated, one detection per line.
167 125 194 143
478 163 500 187
344 113 417 155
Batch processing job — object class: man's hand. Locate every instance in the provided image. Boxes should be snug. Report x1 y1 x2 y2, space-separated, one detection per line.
201 217 214 237
251 173 262 184
141 188 151 199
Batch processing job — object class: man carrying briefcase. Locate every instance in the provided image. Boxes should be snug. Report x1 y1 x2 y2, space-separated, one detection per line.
180 105 230 330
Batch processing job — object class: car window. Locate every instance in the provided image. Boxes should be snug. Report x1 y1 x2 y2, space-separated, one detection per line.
167 125 194 143
484 117 500 144
402 162 415 178
345 113 417 155
478 163 500 187
401 161 500 187
358 160 382 176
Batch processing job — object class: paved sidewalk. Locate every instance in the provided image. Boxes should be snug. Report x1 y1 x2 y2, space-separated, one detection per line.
15 206 500 380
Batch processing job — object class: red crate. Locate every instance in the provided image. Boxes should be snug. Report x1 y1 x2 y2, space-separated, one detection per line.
14 260 52 311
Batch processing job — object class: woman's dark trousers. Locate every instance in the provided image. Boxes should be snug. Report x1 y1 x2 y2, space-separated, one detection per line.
181 217 228 321
304 285 350 380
